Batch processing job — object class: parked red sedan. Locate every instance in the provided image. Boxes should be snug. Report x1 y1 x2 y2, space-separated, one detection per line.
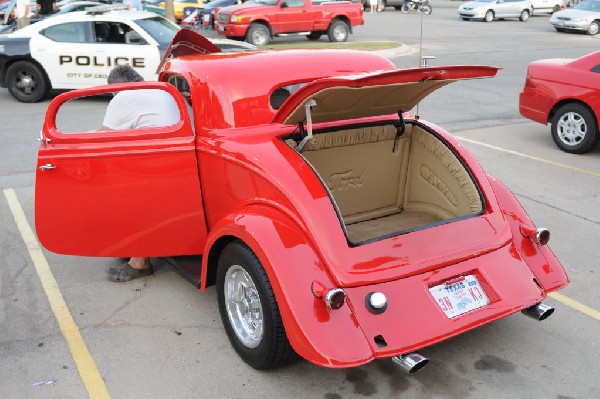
519 51 600 153
35 30 569 372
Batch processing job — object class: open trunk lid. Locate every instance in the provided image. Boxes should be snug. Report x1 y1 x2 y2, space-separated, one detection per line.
272 65 499 124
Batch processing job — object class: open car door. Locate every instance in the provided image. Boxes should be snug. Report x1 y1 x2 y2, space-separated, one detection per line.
35 82 208 257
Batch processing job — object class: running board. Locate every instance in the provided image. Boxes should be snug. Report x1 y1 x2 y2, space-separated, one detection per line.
161 255 203 288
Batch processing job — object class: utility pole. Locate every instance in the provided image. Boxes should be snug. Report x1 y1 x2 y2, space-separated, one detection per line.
164 0 176 23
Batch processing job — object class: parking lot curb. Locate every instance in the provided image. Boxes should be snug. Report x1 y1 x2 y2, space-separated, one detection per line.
374 42 419 59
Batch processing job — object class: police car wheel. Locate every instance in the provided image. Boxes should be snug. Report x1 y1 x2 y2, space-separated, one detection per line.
6 61 49 103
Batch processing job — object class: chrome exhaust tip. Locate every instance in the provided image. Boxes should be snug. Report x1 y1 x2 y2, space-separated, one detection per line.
392 352 429 374
521 302 554 321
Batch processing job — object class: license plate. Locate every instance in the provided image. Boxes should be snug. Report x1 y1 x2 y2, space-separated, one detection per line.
203 14 210 22
429 275 489 318
218 24 225 32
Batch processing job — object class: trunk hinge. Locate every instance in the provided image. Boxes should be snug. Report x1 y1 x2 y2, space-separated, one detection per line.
296 99 317 153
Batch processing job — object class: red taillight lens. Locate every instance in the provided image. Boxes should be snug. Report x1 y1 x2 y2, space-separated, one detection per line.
524 72 536 90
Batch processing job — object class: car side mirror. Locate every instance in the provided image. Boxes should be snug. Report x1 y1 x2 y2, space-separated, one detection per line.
280 1 288 7
126 31 147 45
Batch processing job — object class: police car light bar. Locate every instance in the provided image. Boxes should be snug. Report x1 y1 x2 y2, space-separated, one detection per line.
86 4 129 14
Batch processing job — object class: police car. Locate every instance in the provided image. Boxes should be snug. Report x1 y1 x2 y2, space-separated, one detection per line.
0 5 254 102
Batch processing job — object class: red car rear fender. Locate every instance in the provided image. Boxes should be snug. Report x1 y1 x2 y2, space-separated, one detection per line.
486 175 569 292
201 203 375 367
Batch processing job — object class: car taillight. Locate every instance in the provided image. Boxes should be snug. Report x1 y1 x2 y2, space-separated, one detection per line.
325 289 346 309
311 281 347 310
524 72 536 89
520 225 550 246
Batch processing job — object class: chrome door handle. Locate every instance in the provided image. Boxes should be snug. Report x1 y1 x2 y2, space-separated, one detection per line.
40 164 56 171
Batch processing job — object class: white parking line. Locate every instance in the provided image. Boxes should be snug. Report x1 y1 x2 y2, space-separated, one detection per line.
455 136 600 178
3 188 112 399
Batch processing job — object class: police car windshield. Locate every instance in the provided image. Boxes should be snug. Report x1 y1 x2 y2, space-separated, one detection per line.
135 16 179 46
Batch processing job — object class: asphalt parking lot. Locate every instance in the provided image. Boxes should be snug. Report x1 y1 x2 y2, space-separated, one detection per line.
1 1 600 398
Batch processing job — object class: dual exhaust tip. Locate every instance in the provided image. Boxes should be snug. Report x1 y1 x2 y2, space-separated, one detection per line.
391 302 554 374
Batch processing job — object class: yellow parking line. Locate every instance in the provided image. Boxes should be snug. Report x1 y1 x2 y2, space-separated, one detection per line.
455 137 600 178
3 189 111 399
548 292 600 321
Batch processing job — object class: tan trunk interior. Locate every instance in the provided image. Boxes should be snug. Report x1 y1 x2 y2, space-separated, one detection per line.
287 123 483 243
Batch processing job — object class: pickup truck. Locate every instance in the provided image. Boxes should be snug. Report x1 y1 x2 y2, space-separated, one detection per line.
214 0 364 46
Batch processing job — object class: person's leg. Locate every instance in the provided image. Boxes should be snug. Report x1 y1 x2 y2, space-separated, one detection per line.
128 257 150 269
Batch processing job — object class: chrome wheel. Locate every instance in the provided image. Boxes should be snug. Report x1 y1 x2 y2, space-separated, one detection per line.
327 20 349 42
551 103 599 153
484 10 494 22
216 241 295 369
224 264 263 348
587 21 599 35
246 23 270 46
556 111 587 147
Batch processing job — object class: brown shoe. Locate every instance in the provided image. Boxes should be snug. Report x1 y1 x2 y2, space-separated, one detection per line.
106 262 153 282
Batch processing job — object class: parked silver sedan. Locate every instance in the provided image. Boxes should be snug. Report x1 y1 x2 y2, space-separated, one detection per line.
458 0 533 21
549 0 600 34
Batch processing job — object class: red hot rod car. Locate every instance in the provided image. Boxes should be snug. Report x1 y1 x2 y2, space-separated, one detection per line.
35 30 569 372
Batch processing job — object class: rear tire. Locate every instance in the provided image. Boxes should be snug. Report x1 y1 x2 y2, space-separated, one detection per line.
6 61 49 103
327 19 349 42
587 20 599 35
519 9 530 21
401 4 409 13
216 240 296 370
246 23 270 46
421 4 432 14
551 103 599 153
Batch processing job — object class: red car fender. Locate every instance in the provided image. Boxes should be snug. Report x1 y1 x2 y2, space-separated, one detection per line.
201 204 375 367
486 175 569 292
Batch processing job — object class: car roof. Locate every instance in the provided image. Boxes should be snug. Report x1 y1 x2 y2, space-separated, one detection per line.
6 8 167 36
162 49 397 129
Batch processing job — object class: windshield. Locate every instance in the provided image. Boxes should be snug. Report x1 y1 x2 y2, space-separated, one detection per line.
135 16 179 45
474 0 495 2
574 0 600 11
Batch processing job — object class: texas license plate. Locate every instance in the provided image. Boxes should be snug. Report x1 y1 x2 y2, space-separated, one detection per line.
429 275 489 318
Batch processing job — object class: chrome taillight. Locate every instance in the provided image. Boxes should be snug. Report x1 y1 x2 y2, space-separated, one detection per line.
325 288 346 310
311 281 347 310
520 225 550 245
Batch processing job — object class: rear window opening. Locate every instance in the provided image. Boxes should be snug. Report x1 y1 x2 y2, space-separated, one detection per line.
269 82 307 110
